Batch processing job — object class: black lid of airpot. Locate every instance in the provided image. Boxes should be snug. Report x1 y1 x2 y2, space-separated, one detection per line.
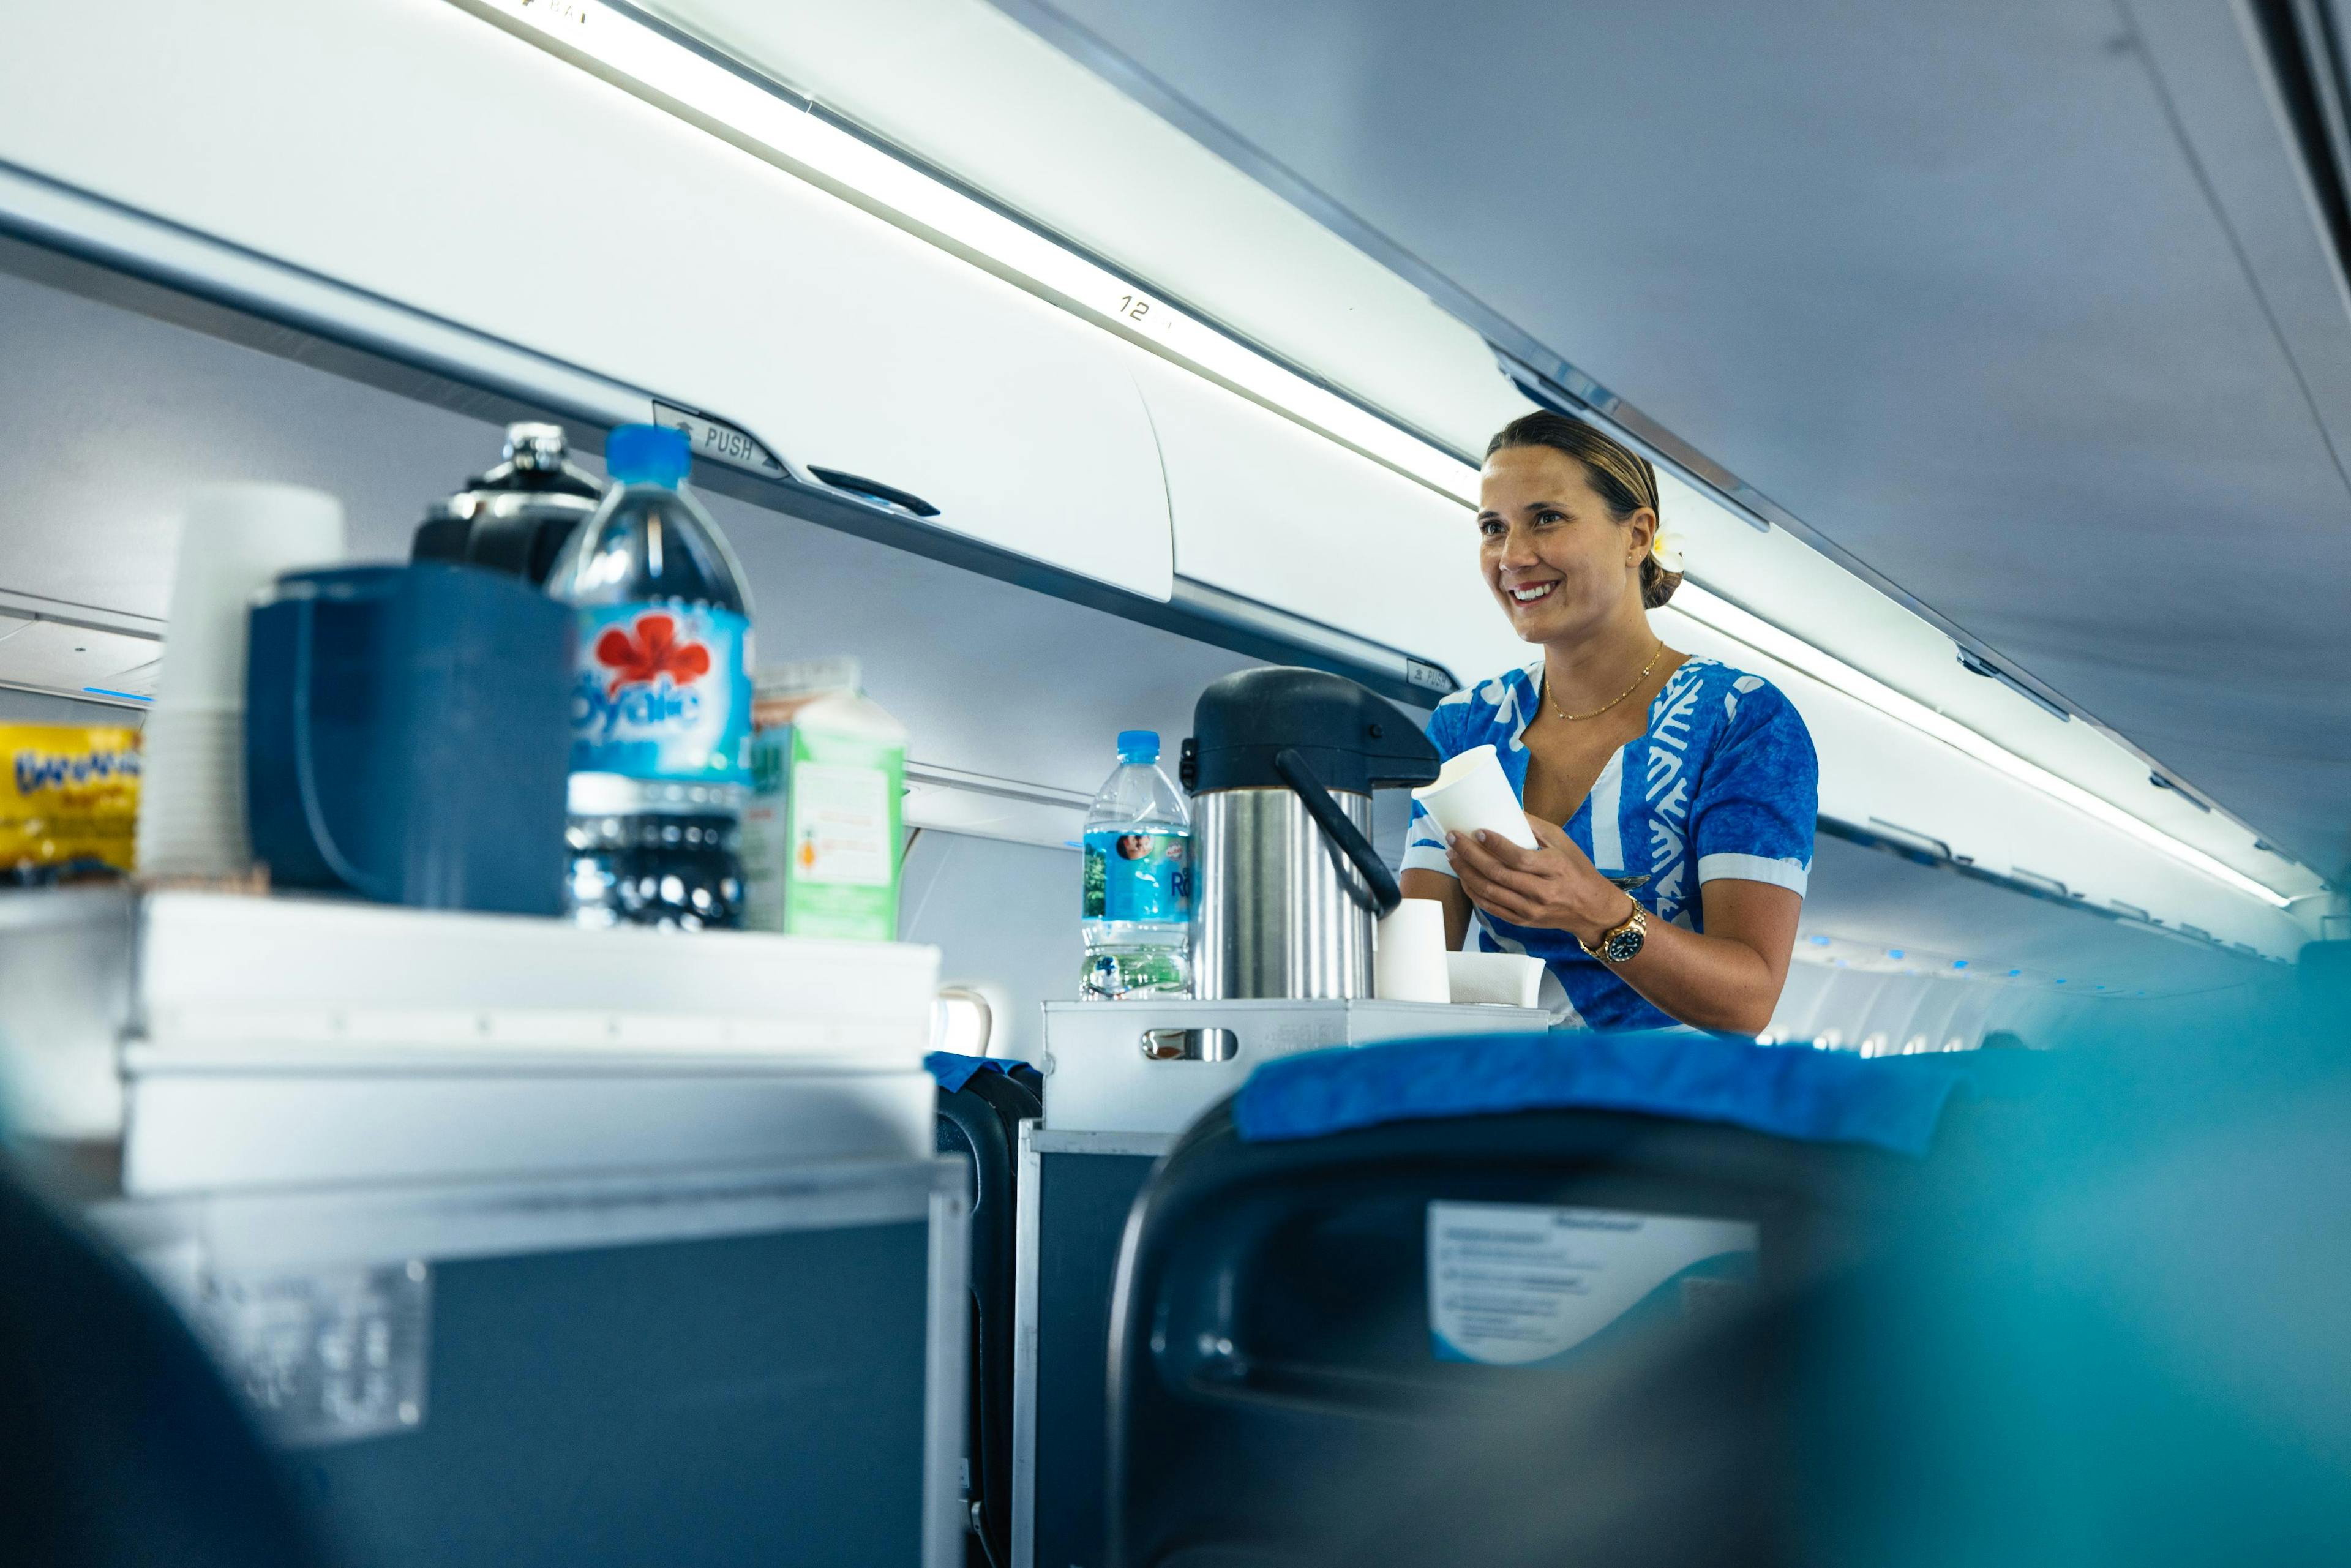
1181 667 1440 796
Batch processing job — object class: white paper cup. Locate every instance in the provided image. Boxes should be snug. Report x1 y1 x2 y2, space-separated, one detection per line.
1412 744 1538 850
1374 898 1452 1005
155 484 346 708
1447 951 1547 1009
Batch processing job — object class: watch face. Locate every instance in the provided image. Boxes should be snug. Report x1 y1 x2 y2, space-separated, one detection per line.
1602 924 1646 964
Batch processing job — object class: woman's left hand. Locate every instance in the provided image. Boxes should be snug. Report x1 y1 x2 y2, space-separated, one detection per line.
1445 817 1631 945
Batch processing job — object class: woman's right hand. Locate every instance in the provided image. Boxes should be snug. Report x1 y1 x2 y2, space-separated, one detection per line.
1444 818 1632 947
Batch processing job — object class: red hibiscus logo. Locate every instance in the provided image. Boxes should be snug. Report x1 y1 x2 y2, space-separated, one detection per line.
593 613 711 696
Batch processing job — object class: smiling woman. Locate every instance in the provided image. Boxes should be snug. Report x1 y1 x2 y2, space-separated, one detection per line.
1397 412 1819 1034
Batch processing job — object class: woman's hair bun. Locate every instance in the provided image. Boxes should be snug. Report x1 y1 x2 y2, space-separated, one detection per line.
1642 560 1684 610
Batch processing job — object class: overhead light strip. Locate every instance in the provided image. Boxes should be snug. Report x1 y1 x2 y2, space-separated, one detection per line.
456 0 1479 505
456 0 2301 912
1670 585 2297 909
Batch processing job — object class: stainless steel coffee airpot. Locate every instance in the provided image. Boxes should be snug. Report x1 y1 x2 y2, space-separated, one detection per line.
1180 667 1442 1000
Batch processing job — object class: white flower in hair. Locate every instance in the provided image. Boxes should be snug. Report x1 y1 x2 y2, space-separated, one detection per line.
1650 528 1687 574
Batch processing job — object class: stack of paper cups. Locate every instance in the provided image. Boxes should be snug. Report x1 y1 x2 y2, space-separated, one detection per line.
1411 745 1539 850
1447 951 1547 1009
136 484 345 880
1374 897 1452 1005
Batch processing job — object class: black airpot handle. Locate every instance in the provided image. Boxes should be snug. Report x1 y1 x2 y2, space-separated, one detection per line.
1274 748 1403 918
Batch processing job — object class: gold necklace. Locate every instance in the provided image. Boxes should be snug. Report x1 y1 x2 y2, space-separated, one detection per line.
1550 640 1667 722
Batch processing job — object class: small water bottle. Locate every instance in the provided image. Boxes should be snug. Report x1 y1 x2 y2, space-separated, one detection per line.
545 424 754 929
1080 730 1192 999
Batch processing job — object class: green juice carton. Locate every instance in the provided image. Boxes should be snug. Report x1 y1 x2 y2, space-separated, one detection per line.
743 658 906 939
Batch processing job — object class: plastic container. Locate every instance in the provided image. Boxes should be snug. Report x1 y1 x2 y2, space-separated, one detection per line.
1079 730 1193 999
544 424 754 929
244 563 571 916
743 657 906 940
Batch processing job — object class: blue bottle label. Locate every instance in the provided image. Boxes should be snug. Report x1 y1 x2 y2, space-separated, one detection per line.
1083 828 1191 923
569 602 751 782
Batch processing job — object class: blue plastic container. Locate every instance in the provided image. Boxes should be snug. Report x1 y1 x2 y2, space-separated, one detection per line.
245 561 572 915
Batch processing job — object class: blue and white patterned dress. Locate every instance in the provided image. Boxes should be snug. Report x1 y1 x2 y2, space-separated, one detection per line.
1402 655 1819 1031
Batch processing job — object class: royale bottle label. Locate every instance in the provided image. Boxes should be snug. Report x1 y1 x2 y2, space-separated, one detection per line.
1082 828 1191 924
569 602 751 782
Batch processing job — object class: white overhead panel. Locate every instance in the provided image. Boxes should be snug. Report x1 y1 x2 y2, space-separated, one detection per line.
405 0 1476 512
1652 591 2310 958
1127 351 1521 683
637 0 1534 458
1793 833 2279 1001
0 0 1174 602
1770 832 2287 1054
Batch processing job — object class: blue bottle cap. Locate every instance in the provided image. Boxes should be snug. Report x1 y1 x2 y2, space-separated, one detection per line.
606 424 692 486
1117 730 1160 762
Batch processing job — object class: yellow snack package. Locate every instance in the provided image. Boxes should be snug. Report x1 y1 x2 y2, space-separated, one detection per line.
1 723 143 881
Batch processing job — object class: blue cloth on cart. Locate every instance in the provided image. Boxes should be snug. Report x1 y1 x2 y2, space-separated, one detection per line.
926 1051 1029 1095
1233 1030 1968 1157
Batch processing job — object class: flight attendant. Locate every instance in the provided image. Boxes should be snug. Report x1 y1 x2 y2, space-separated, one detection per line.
1399 413 1818 1033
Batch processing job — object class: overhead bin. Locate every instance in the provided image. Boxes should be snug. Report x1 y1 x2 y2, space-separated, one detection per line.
1656 606 2307 961
0 0 1174 601
1127 353 1523 681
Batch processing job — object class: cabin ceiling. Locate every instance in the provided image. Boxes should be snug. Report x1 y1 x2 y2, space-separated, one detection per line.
991 0 2351 882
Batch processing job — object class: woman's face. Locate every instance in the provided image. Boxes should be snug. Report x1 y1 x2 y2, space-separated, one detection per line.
1477 445 1654 643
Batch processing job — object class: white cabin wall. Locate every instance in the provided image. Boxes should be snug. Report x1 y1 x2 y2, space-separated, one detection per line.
0 271 512 622
899 830 1078 1066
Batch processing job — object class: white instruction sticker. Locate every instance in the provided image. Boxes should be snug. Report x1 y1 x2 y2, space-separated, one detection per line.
1428 1201 1757 1366
192 1260 433 1445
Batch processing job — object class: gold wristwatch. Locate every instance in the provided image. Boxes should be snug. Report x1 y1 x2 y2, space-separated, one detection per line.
1579 899 1649 964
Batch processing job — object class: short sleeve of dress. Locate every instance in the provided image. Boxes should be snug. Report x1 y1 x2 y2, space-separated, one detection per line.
1692 677 1818 896
1400 699 1464 878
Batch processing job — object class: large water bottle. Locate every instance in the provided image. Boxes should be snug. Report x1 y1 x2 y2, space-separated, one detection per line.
1079 730 1193 999
546 424 754 929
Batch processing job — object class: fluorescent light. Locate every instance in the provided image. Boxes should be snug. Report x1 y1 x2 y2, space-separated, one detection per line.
457 0 2302 913
1671 585 2296 909
458 0 1479 505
